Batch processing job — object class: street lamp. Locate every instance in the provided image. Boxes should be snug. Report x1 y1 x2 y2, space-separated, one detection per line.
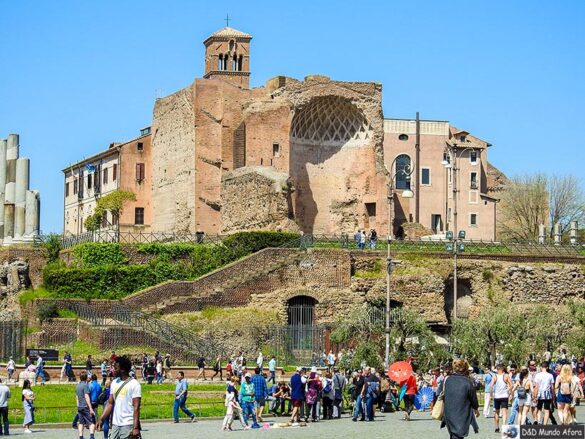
385 157 415 368
442 143 475 321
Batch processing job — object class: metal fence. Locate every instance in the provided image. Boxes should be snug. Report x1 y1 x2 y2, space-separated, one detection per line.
0 321 25 362
268 325 326 367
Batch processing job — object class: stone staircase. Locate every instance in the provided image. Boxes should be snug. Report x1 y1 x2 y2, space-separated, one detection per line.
123 248 304 313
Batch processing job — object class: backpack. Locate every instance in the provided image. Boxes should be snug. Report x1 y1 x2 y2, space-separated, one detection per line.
97 389 108 405
323 379 332 394
517 384 527 399
306 387 318 405
367 381 380 397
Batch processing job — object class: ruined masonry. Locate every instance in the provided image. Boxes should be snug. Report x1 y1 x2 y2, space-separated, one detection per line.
0 134 41 245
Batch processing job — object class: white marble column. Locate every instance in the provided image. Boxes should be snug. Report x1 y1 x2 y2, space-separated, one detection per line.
14 157 30 240
0 139 7 244
25 190 40 239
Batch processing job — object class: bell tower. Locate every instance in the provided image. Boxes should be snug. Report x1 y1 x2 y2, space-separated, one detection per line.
203 26 252 88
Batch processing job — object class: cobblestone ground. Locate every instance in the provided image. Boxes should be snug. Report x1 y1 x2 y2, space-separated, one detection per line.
9 406 585 438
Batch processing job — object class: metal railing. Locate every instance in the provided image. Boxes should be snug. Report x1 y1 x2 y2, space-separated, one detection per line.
67 301 223 362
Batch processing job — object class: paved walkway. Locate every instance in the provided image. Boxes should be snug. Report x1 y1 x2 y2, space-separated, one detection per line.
6 406 585 439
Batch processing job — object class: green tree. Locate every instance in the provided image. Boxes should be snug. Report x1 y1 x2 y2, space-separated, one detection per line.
84 190 136 231
43 233 63 262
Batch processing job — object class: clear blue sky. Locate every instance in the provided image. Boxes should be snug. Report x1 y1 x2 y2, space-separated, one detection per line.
1 0 583 233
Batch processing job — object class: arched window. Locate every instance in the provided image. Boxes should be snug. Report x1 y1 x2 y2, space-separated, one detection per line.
224 54 229 70
238 55 243 71
287 295 317 350
218 54 223 70
395 154 412 190
232 54 237 71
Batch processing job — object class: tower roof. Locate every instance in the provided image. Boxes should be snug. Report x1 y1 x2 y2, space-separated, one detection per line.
204 27 252 44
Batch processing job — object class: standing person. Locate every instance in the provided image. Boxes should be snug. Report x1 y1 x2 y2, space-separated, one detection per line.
555 364 574 425
305 371 322 422
222 387 243 431
354 230 361 248
156 359 163 384
100 359 109 386
332 368 346 418
173 371 196 423
251 367 268 422
6 357 15 383
34 354 45 385
321 372 335 420
491 364 513 433
240 373 260 428
76 371 97 439
441 359 480 439
86 355 94 376
351 369 366 422
141 353 148 381
364 367 380 421
22 379 35 434
289 367 307 424
65 351 74 382
89 373 102 418
212 356 222 382
98 356 141 439
145 361 155 385
256 352 264 371
0 378 10 436
513 366 534 426
196 356 206 381
327 351 336 372
359 231 366 250
100 382 111 439
534 361 555 425
402 370 418 421
267 356 277 385
482 367 494 418
507 364 520 425
369 229 377 249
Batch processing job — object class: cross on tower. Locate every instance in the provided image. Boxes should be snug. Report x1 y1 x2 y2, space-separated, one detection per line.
224 14 230 27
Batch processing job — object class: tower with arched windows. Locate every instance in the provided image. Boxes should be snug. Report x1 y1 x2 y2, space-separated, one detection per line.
203 27 252 88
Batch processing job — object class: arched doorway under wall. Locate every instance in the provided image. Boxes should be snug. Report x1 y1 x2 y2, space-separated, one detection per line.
443 280 473 324
286 295 321 351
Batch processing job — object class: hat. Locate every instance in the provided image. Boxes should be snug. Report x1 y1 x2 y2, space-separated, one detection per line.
245 372 251 378
468 367 474 372
311 366 317 373
296 366 302 372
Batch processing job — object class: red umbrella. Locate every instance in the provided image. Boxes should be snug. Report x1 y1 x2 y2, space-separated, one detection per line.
388 361 413 384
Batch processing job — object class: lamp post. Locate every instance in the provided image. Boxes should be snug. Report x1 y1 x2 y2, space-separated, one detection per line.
442 143 475 321
385 157 414 368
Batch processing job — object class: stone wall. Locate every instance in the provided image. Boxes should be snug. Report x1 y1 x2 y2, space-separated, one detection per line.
151 86 196 234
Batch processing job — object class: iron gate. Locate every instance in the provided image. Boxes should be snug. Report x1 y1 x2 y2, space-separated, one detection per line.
0 321 25 361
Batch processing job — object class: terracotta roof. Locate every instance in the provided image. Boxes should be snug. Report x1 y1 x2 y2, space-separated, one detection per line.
206 27 252 40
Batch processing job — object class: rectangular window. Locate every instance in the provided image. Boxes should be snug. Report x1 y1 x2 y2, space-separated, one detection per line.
470 150 478 164
103 168 108 184
470 172 478 189
65 182 70 197
101 212 108 228
113 164 118 181
448 207 452 221
137 142 144 152
272 143 280 157
87 173 93 189
421 168 431 185
136 163 145 182
431 214 443 232
134 207 144 225
73 179 78 195
470 213 478 226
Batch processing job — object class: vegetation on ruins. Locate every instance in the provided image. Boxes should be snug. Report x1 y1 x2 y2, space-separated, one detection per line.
42 231 300 299
42 233 63 262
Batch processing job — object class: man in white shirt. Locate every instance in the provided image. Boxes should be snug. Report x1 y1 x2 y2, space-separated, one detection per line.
0 378 11 435
533 361 555 425
256 352 264 370
99 356 141 439
268 356 277 384
6 357 15 383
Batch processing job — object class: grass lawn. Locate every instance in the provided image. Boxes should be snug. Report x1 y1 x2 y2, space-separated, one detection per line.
5 382 227 424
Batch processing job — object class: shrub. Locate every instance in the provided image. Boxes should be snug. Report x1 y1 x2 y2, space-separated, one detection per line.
37 301 58 323
44 234 62 263
72 243 128 267
222 231 300 255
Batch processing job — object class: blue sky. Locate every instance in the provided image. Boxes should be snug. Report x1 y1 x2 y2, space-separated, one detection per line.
1 0 583 233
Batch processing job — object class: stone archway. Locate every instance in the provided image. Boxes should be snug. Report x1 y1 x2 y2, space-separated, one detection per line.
289 96 373 234
443 280 473 323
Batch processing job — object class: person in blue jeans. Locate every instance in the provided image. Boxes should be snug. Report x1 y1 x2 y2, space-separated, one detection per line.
506 364 520 425
173 371 195 423
34 356 46 385
352 370 366 421
240 373 260 428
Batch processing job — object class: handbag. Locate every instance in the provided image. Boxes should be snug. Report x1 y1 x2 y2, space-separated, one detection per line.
431 377 447 421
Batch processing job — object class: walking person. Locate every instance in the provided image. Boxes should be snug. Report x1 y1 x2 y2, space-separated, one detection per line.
369 229 377 249
491 364 512 433
196 356 206 381
267 356 277 385
534 361 555 425
332 367 346 418
173 371 196 423
555 363 574 425
440 359 479 439
89 373 103 418
34 354 46 385
6 357 15 383
76 371 97 439
482 367 494 418
100 359 109 386
507 364 520 425
86 355 94 376
222 387 243 431
22 379 35 434
0 378 10 436
351 369 366 422
98 356 142 439
212 356 222 381
256 352 264 371
156 359 163 384
65 351 74 382
251 367 268 422
513 366 534 425
402 370 418 421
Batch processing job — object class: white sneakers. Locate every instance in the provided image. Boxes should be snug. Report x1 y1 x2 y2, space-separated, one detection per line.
24 428 33 433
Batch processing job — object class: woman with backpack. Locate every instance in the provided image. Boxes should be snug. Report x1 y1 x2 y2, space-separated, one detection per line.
512 366 533 425
321 372 335 420
305 371 322 422
555 363 574 424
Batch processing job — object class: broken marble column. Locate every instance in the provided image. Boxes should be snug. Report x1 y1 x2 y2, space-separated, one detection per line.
3 204 14 245
0 139 6 243
14 158 30 240
25 190 40 238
